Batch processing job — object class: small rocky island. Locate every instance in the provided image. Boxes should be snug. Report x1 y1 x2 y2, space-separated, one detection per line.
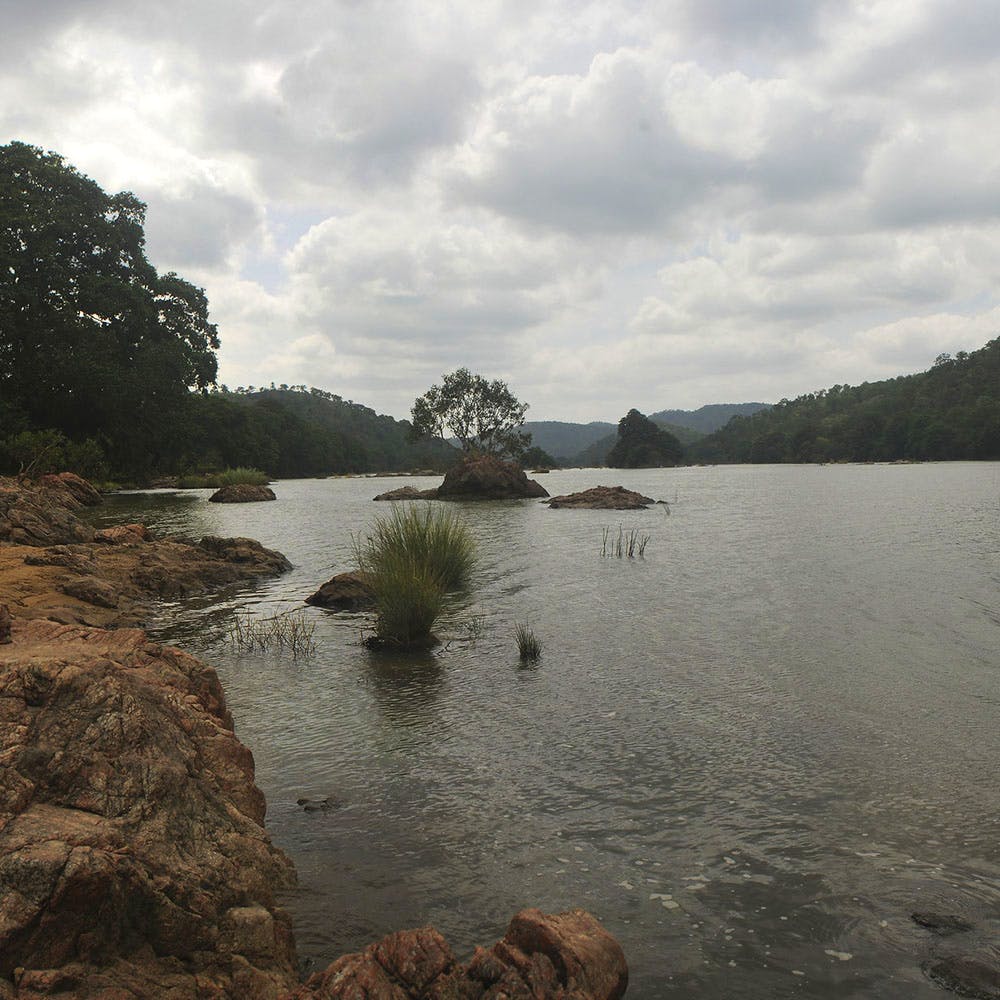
0 474 628 999
374 455 549 501
545 486 656 510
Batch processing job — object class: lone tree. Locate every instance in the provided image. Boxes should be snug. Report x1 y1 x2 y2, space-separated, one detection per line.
410 368 531 460
0 141 219 476
607 409 684 468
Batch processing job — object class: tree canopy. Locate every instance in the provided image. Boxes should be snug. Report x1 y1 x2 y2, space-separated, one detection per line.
606 409 685 468
410 368 531 459
0 141 219 475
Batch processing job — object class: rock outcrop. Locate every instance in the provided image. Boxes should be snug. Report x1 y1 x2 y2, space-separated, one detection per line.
373 486 439 501
209 484 277 503
546 486 655 510
0 618 299 999
436 455 549 500
304 571 376 610
0 474 100 547
288 908 628 1000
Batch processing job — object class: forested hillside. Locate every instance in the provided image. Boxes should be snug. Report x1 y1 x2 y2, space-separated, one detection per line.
690 339 1000 463
648 402 771 434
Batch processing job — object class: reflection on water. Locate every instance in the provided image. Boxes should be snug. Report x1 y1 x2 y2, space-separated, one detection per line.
102 465 1000 998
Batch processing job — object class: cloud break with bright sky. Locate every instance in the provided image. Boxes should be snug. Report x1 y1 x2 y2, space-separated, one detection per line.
3 0 999 422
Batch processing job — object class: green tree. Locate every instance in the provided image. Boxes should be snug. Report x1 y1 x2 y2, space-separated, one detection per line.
607 409 684 468
410 367 530 459
0 141 219 476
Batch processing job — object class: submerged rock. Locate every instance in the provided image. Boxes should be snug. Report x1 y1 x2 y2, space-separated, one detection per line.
288 907 628 1000
305 571 375 610
209 483 277 503
546 485 656 509
924 955 1000 999
436 455 549 500
913 912 975 935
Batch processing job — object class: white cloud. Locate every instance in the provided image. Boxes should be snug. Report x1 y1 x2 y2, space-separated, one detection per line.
2 0 1000 421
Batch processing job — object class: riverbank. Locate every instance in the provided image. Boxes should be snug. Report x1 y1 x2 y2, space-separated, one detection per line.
0 475 628 999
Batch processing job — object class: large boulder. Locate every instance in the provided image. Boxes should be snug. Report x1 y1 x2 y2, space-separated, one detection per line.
0 475 98 547
0 618 299 999
209 484 277 503
546 486 655 510
288 907 628 1000
305 571 375 610
436 455 549 500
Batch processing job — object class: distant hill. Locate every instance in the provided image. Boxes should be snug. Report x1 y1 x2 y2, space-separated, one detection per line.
647 403 772 434
689 338 1000 463
186 386 459 477
522 421 615 463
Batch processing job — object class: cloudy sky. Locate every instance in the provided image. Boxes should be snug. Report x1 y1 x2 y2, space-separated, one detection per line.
3 0 999 422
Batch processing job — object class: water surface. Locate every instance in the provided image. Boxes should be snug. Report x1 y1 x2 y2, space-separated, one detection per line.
99 464 1000 998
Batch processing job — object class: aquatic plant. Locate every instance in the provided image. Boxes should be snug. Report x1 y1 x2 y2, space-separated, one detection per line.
515 622 542 662
601 524 650 558
227 609 317 658
355 504 476 647
356 504 476 591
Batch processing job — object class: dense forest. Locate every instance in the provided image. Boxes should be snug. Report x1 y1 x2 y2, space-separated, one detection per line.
690 340 1000 463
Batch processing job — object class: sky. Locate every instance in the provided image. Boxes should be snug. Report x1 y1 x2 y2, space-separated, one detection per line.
3 0 999 423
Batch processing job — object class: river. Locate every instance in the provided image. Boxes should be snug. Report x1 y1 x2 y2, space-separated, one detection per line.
97 462 1000 998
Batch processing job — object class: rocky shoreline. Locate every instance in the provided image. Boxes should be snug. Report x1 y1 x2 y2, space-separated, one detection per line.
0 475 628 999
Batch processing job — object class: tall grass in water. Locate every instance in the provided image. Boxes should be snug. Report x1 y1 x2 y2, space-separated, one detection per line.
515 622 542 662
227 609 316 658
215 466 270 486
601 524 650 558
355 504 475 646
357 504 476 591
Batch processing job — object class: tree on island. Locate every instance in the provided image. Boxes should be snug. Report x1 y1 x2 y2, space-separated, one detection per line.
606 409 684 468
0 141 219 477
410 368 531 460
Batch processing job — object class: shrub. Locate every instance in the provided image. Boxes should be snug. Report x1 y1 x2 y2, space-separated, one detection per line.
355 504 475 646
215 467 270 486
515 623 541 662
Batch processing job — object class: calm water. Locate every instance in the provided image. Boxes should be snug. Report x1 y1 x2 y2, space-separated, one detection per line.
98 464 1000 998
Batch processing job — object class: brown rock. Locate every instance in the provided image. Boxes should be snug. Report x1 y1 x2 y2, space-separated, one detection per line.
924 954 1000 999
0 618 298 998
0 475 97 547
546 486 655 510
436 455 549 500
94 523 152 545
0 603 10 644
373 486 439 501
209 484 277 503
37 472 102 507
305 571 376 610
60 574 120 609
288 908 627 1000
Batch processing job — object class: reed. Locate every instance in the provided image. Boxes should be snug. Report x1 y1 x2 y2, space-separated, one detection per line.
227 609 317 658
515 622 542 662
601 524 650 559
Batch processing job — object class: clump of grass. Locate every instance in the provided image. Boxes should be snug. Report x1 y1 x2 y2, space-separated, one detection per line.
355 504 476 647
227 609 317 658
357 504 475 591
216 466 270 486
515 622 542 662
601 524 650 558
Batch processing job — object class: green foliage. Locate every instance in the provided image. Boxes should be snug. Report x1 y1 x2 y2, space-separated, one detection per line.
356 504 476 592
0 429 109 480
215 467 270 486
607 409 684 468
515 623 542 662
522 445 558 468
355 505 476 646
691 337 1000 464
411 368 531 459
366 554 445 646
0 141 219 478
